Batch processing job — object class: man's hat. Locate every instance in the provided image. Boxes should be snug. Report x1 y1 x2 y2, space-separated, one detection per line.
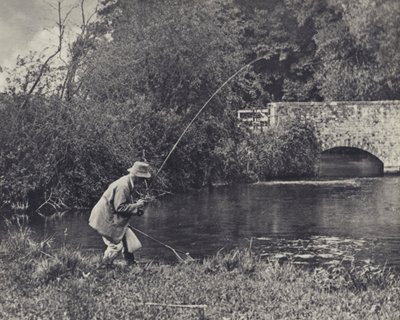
127 161 151 178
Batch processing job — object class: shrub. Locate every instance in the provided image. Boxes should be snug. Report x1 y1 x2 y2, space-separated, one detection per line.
0 97 125 210
252 121 320 180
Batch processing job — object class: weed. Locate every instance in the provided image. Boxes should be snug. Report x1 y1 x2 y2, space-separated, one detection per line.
203 248 258 274
32 246 92 283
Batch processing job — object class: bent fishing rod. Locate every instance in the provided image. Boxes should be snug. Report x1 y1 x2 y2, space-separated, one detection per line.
148 55 267 189
135 56 267 262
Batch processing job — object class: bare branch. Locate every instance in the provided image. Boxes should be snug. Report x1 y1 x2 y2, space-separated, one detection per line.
42 0 58 10
81 0 86 26
60 2 99 100
17 1 64 110
86 3 98 25
62 3 78 26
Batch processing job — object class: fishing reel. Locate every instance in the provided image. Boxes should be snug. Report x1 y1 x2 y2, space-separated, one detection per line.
136 195 154 216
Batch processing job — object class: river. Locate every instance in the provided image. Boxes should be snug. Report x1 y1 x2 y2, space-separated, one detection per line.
11 176 399 269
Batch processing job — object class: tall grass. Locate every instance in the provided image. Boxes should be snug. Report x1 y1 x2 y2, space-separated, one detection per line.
3 219 52 257
1 226 399 319
203 248 258 274
1 222 96 284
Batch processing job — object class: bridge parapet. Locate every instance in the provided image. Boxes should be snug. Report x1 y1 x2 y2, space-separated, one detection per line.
238 101 400 173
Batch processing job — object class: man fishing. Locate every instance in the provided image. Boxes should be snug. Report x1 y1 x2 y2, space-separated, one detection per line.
89 161 151 266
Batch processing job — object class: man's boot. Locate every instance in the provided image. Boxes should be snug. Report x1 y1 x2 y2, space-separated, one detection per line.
123 251 136 266
122 235 136 265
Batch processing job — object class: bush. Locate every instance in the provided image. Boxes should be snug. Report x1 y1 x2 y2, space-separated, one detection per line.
0 97 125 210
252 121 320 180
0 92 323 213
0 91 251 210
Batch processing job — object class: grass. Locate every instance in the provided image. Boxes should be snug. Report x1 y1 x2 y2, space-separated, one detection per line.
1 226 400 319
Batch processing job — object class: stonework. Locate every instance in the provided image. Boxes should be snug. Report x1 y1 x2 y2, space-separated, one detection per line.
264 101 400 173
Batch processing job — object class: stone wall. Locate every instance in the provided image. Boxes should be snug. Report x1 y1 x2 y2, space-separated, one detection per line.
267 101 400 173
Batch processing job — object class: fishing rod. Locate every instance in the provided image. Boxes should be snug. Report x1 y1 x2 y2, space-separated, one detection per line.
148 55 267 189
133 56 267 262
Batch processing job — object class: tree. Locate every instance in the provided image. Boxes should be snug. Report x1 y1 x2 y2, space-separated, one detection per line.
286 0 400 101
76 0 248 190
231 0 321 104
328 0 400 99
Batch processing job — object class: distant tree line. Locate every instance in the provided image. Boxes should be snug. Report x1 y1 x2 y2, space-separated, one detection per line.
0 0 397 211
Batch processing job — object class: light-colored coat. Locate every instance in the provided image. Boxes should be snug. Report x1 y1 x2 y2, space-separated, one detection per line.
89 175 138 243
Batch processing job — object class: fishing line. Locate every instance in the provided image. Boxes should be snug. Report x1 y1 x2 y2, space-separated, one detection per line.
129 225 194 263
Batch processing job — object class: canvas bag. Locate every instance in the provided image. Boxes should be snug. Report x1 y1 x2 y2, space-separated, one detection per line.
125 227 142 252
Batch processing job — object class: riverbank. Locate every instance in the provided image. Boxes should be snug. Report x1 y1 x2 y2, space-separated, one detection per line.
1 226 399 319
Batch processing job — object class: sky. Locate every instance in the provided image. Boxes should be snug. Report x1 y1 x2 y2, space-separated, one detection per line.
0 0 98 88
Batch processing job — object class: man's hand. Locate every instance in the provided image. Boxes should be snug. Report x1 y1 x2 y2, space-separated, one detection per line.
136 199 147 216
136 199 146 208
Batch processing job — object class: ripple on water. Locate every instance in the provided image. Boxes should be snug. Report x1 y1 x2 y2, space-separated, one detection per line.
256 235 385 268
255 179 361 187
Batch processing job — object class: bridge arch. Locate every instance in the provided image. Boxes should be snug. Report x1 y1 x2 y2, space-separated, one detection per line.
320 139 384 164
319 146 384 177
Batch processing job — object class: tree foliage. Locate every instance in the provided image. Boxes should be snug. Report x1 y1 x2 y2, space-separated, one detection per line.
286 0 400 100
235 1 320 103
77 0 248 190
0 0 398 209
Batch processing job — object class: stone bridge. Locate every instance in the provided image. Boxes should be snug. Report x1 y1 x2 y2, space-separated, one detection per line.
238 101 400 173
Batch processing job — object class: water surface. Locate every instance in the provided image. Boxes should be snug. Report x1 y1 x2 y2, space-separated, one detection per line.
4 177 400 268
